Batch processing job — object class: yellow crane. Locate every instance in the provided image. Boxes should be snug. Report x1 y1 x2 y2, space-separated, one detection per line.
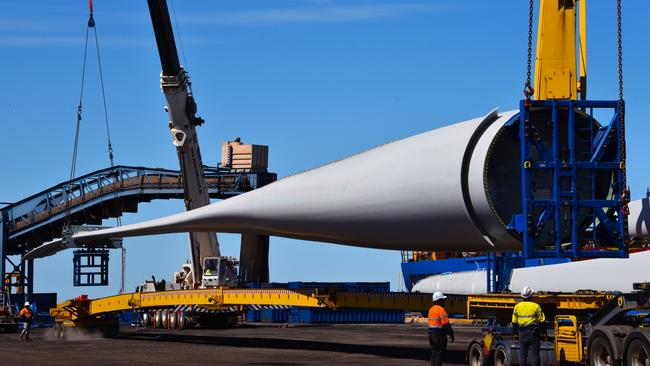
533 0 588 100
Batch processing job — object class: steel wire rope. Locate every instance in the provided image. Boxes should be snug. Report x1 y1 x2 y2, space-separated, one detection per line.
170 0 189 69
68 5 126 290
65 19 92 225
88 8 126 291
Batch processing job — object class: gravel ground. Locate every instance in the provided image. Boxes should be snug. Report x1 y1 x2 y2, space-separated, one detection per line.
0 323 482 365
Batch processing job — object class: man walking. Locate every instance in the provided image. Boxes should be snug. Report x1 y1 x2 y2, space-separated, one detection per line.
427 291 454 366
512 286 546 366
19 301 33 342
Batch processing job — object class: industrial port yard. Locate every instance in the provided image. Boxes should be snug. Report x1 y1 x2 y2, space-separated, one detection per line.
2 1 650 366
1 323 478 365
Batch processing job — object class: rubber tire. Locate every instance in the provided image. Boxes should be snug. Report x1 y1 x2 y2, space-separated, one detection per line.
142 312 152 327
468 342 485 366
494 345 511 366
589 336 615 366
626 339 650 366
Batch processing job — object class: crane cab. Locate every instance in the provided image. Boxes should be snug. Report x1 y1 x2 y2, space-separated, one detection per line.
202 256 239 288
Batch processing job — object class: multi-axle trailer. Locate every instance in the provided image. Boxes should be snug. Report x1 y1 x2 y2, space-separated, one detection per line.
50 282 650 366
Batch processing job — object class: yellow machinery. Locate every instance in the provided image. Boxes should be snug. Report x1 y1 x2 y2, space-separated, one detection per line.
554 315 584 363
49 285 649 366
533 0 587 100
49 289 612 333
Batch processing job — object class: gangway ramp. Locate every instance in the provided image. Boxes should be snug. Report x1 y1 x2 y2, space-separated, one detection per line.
1 165 276 255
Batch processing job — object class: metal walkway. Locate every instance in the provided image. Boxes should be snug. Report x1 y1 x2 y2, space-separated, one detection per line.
1 165 276 256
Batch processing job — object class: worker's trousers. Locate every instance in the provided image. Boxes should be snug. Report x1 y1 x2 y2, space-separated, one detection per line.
20 322 31 340
518 327 540 366
428 332 447 366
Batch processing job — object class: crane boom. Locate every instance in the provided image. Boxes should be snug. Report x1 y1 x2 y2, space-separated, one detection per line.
146 0 220 287
533 0 588 100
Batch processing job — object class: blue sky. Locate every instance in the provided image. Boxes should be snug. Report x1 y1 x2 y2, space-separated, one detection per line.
1 1 648 300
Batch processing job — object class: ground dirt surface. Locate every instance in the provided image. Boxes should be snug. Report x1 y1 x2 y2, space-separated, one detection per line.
0 323 482 365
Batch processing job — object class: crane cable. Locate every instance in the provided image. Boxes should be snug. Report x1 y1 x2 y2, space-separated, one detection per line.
169 0 189 69
523 0 534 103
617 0 629 223
65 7 94 224
69 24 89 182
68 1 126 292
69 0 116 183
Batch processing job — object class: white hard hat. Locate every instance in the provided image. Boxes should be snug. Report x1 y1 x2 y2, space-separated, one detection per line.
521 286 533 299
24 301 30 306
432 291 447 302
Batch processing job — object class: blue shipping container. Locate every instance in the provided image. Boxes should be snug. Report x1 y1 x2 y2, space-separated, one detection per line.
245 282 399 324
289 308 404 324
260 309 289 323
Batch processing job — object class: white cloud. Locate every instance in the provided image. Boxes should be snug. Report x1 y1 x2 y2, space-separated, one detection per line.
0 35 218 48
0 36 82 47
179 3 443 26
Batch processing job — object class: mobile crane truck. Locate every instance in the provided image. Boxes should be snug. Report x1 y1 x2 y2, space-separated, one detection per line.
147 0 237 290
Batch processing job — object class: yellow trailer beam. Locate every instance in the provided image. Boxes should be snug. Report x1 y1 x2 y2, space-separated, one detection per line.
465 293 612 320
51 288 615 327
216 288 328 308
51 288 333 320
327 292 463 313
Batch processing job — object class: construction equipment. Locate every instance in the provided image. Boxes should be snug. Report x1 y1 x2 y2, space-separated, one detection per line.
147 0 223 288
464 285 650 366
513 0 628 260
0 291 18 333
66 0 631 281
202 256 239 288
49 282 649 366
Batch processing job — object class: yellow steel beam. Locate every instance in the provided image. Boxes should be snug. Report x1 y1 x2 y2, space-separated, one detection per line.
51 288 331 319
534 0 578 100
466 293 612 320
50 289 614 326
327 292 466 314
216 288 328 308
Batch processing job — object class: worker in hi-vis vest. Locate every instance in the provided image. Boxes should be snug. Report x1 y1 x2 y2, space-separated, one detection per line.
512 286 546 366
19 301 34 342
427 291 454 366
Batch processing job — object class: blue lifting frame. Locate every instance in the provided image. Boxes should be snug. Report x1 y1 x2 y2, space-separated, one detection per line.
513 99 628 259
486 252 523 293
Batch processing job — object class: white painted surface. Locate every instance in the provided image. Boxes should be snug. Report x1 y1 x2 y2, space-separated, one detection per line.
412 269 488 294
71 110 522 252
411 250 650 294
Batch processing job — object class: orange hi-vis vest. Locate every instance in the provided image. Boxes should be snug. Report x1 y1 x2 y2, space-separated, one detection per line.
427 304 449 329
19 307 33 318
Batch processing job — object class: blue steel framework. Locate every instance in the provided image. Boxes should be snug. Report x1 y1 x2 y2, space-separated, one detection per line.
404 101 629 293
515 100 628 259
73 249 110 286
485 252 523 293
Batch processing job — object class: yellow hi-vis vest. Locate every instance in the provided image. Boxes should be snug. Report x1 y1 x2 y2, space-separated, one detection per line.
512 301 545 327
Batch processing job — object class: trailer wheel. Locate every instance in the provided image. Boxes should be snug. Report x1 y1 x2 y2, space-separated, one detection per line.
626 339 650 366
494 345 511 366
589 336 615 366
468 342 485 366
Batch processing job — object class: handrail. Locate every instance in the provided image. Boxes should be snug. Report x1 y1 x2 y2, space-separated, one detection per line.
1 165 276 246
